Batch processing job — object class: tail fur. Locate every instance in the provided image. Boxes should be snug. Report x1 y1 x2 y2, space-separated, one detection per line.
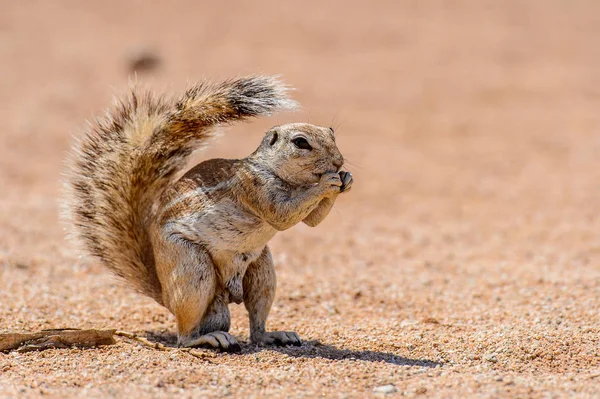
63 76 297 304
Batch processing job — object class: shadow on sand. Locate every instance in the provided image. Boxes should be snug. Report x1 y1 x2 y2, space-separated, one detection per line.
144 331 441 368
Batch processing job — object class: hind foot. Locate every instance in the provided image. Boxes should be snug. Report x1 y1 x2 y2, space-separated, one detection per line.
184 331 241 353
251 331 302 346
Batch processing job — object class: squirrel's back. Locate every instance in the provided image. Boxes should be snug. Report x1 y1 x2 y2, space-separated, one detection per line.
63 76 296 303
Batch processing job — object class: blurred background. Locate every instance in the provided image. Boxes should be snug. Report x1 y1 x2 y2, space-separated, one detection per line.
3 0 600 262
2 0 600 213
1 0 600 396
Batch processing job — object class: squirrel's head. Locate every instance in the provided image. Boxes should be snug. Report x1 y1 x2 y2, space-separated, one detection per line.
252 123 344 186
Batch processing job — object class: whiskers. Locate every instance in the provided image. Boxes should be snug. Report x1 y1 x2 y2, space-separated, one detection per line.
325 114 361 172
342 157 362 172
329 113 345 135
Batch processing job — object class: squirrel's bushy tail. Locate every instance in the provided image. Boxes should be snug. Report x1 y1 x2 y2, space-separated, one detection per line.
63 76 296 304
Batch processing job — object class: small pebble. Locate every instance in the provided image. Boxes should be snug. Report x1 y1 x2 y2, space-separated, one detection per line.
373 384 397 394
485 354 498 363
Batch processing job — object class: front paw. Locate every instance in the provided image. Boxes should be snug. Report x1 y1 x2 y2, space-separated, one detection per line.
339 171 353 193
318 172 343 198
251 331 302 347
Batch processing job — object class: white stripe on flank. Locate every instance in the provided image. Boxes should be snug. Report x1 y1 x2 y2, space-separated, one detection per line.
159 178 235 220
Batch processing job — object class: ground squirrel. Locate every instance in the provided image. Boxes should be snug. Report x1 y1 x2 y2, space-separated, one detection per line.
64 76 353 352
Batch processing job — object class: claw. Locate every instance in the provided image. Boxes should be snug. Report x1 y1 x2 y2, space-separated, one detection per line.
224 342 241 353
252 331 302 347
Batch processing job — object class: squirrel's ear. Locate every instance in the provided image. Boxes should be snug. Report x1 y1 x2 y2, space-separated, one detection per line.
269 132 278 146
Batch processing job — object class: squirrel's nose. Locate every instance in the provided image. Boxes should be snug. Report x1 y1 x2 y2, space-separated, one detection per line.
333 158 344 171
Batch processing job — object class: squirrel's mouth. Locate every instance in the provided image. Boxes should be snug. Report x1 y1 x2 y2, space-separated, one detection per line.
313 172 328 181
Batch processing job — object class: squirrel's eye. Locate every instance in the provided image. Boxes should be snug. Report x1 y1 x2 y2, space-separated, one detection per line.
292 137 312 151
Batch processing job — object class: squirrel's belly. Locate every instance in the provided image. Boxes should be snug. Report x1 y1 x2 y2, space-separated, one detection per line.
200 202 276 304
166 200 276 304
211 247 264 304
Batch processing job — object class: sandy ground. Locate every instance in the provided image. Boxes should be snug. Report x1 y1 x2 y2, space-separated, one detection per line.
1 0 600 397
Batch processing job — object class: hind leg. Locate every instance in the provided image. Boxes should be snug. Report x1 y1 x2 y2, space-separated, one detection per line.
154 235 239 352
189 290 240 352
197 291 231 335
243 246 301 346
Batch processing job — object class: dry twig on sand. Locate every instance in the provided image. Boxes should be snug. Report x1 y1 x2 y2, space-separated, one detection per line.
0 328 116 353
0 329 215 361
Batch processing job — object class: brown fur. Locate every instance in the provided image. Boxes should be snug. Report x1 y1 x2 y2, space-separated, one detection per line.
63 76 353 351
